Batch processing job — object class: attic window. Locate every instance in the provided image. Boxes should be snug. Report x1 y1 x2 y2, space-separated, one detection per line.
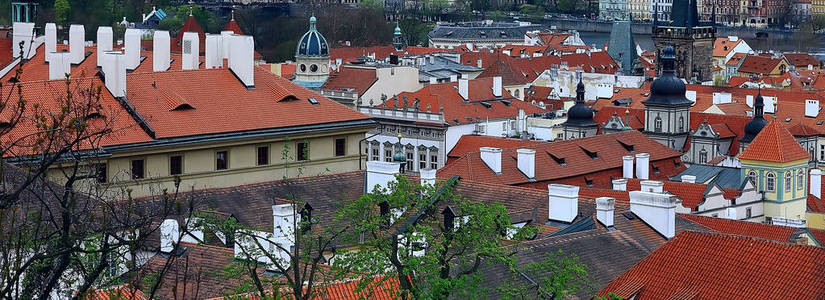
580 146 598 159
170 103 195 111
651 164 660 174
501 100 511 106
618 141 634 152
818 121 824 126
548 152 566 165
623 212 636 220
278 95 299 102
480 102 492 109
308 98 320 105
584 176 594 187
84 112 105 120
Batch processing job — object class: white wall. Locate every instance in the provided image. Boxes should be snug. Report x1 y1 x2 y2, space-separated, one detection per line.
360 66 423 106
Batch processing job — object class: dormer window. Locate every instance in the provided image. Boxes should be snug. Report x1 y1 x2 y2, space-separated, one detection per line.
549 152 566 165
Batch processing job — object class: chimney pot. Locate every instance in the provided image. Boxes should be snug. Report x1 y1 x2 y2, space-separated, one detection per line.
548 184 579 223
69 25 85 64
102 50 126 98
622 155 634 178
635 153 650 180
182 32 200 70
205 34 223 69
48 52 71 80
479 147 502 174
458 79 469 100
612 178 627 191
517 148 536 179
366 161 401 192
220 31 234 60
595 197 615 227
492 76 502 97
420 169 437 186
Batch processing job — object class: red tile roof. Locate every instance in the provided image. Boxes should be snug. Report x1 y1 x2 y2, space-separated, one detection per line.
710 123 736 138
438 130 684 186
599 231 825 299
737 55 787 75
387 77 546 125
321 66 377 95
124 67 371 139
501 45 546 57
712 37 744 57
808 194 825 213
447 135 542 160
784 53 819 68
739 120 810 163
171 16 205 54
224 19 244 35
0 36 13 69
809 228 825 245
86 285 148 300
210 276 400 300
626 179 710 210
787 122 818 136
680 214 797 242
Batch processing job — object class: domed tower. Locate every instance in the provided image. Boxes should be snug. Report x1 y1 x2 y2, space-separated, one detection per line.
562 78 598 140
642 45 692 151
294 16 330 88
393 24 404 51
739 91 767 154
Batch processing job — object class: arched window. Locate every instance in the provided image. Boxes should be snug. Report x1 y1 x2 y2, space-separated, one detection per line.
654 116 663 133
748 170 758 186
678 115 684 132
766 172 776 192
785 171 792 191
798 169 805 190
699 148 708 163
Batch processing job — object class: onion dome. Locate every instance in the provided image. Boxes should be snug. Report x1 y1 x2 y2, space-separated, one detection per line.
393 133 406 163
740 91 767 143
296 16 329 57
643 45 692 107
394 25 402 36
564 78 597 127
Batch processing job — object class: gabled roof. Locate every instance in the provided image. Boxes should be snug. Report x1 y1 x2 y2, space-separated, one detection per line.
680 214 799 242
438 130 684 185
737 55 787 74
599 231 825 299
739 120 810 163
784 52 819 68
447 135 542 160
713 37 744 57
710 123 735 138
171 16 205 53
321 66 377 96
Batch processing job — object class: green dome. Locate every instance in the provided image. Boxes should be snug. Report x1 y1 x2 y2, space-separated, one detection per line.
394 26 401 35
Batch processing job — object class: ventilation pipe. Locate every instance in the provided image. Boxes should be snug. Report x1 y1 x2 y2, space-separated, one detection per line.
152 30 170 72
69 25 84 64
45 23 56 63
228 35 254 87
124 29 140 70
181 32 199 70
96 26 113 67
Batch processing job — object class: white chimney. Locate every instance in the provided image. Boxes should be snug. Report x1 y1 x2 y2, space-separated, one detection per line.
449 75 457 82
726 207 738 220
69 25 84 64
517 148 536 179
681 175 696 184
159 219 179 252
640 180 664 193
45 23 56 63
477 58 483 68
272 203 298 244
548 184 579 223
366 161 400 192
479 147 502 174
811 169 822 199
180 217 204 244
96 26 113 67
152 30 170 72
182 32 199 70
622 155 634 178
102 51 126 98
458 79 469 100
635 153 650 180
220 30 234 60
420 169 436 186
595 197 615 227
805 100 819 118
12 22 35 59
492 76 502 97
612 178 627 191
205 34 222 69
124 29 140 70
429 77 437 84
228 35 255 87
461 73 469 79
629 191 679 239
48 52 71 80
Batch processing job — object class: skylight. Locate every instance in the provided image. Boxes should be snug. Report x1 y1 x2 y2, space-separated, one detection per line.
308 98 319 105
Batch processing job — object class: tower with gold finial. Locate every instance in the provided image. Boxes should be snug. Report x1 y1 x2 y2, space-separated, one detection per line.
293 15 330 88
642 45 692 151
393 23 404 51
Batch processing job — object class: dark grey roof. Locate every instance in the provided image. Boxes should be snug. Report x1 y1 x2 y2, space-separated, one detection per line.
429 22 543 41
672 165 742 189
606 20 636 76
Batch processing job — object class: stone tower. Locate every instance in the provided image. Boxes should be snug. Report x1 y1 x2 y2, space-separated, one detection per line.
651 0 715 82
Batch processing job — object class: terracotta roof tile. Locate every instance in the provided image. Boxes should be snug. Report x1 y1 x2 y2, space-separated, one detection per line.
787 122 818 136
87 285 148 300
599 231 825 299
710 123 735 138
784 53 819 68
321 66 377 95
808 194 825 213
712 37 743 57
447 135 542 160
680 214 797 242
739 120 810 163
737 55 787 74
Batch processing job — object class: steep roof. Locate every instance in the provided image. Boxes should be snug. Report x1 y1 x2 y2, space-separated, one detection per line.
171 16 206 53
680 214 798 242
438 130 684 185
599 231 825 299
713 37 744 57
739 120 810 163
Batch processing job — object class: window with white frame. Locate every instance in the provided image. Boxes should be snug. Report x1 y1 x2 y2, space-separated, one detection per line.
798 169 805 190
785 171 792 191
766 172 776 192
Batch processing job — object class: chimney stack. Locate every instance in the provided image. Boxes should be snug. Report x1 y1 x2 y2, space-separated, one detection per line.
492 76 502 97
205 34 222 69
640 180 664 193
153 30 171 72
429 77 437 84
458 79 469 100
681 175 696 184
12 22 35 59
124 29 140 70
595 197 615 227
45 23 56 63
612 178 627 191
517 148 536 179
366 161 400 192
69 25 84 64
629 191 679 239
635 153 650 180
622 155 634 178
228 35 255 87
449 75 457 82
270 203 299 264
102 51 126 98
48 52 71 80
548 184 579 223
182 32 199 70
96 26 113 67
159 219 179 253
811 169 822 199
220 31 234 60
479 147 502 174
420 169 437 186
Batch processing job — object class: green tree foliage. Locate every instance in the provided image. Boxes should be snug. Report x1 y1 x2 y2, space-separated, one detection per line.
497 250 590 299
519 4 544 17
54 0 71 25
399 18 434 47
557 0 575 13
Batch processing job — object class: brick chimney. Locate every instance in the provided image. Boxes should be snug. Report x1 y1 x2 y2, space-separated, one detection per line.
96 26 113 67
69 25 84 64
182 32 199 70
124 29 140 70
479 147 502 174
548 184 579 223
629 191 680 238
152 30 170 72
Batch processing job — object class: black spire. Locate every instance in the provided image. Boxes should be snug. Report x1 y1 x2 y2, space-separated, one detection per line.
653 0 658 26
642 45 692 107
564 76 597 127
711 0 716 25
754 89 764 117
576 77 585 103
740 90 767 143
